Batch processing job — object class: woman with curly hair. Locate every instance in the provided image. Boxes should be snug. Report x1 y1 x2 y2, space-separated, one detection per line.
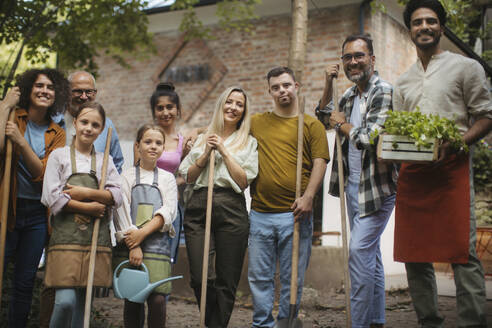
0 68 69 327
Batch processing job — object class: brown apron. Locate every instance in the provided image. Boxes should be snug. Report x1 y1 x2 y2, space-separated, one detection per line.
394 153 470 264
44 145 112 288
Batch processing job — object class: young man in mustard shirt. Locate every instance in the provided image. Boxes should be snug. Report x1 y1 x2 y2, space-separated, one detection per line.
248 66 329 328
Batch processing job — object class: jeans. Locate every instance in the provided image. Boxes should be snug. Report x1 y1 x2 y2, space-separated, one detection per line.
4 198 47 328
405 156 487 328
170 203 184 264
49 288 85 328
346 182 395 328
248 210 312 328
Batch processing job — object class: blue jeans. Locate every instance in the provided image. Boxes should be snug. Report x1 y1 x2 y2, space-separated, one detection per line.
346 182 395 328
4 198 47 328
248 210 312 328
49 288 85 328
170 203 184 264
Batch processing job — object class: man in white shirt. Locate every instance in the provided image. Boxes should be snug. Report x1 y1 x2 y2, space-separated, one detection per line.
393 1 492 327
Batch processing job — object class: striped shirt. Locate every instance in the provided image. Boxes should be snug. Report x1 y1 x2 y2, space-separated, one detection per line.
316 73 398 217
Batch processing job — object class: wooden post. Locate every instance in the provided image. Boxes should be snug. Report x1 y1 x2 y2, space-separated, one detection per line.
288 0 308 84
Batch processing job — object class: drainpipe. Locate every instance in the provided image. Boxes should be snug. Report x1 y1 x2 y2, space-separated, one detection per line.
359 0 373 34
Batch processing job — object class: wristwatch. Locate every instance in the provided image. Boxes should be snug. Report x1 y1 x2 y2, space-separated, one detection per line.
334 122 346 132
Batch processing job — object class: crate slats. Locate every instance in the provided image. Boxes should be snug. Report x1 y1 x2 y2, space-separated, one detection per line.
377 134 438 163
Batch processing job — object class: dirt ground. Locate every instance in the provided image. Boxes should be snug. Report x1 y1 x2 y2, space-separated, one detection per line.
92 287 492 328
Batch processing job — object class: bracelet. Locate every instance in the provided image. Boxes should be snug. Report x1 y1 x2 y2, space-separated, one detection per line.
195 160 205 169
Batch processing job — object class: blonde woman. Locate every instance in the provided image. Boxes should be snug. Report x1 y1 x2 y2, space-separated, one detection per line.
179 86 258 328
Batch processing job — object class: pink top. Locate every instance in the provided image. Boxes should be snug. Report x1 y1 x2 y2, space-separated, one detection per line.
156 134 184 174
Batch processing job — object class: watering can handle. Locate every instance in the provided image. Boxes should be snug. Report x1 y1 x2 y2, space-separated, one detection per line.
114 260 149 277
113 260 149 298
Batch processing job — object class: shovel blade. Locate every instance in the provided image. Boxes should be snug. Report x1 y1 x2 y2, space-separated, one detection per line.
275 318 303 328
275 304 303 328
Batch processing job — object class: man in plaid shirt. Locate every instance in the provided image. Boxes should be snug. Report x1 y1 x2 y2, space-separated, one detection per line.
316 34 398 328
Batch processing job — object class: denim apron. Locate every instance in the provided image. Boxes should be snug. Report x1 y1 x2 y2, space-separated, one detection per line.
114 166 172 294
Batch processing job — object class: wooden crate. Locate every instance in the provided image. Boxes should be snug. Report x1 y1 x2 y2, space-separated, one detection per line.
377 134 438 163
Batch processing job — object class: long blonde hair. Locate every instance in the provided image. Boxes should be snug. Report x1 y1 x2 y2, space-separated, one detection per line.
201 86 251 152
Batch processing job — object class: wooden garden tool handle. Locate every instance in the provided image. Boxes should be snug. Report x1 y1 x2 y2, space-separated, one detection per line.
200 150 215 328
0 109 16 308
289 96 305 306
84 127 113 328
334 78 352 326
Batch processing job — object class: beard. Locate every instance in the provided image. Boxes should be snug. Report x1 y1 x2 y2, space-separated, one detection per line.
413 30 441 50
345 65 372 84
69 103 80 117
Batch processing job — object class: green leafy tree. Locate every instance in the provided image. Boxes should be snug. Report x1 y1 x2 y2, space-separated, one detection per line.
0 0 262 94
0 0 154 93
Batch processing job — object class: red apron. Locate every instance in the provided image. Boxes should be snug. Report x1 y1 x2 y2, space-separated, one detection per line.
394 153 470 264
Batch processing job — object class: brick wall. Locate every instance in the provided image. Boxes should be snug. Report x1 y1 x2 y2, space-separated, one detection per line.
94 3 417 142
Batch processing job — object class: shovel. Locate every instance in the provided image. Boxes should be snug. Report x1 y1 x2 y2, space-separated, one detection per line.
333 78 351 326
0 109 16 308
84 127 113 328
200 150 215 328
276 96 305 328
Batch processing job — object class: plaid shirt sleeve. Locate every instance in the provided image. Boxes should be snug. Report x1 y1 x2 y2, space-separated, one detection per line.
349 80 393 151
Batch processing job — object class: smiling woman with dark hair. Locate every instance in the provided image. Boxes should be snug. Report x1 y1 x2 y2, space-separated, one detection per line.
0 68 68 327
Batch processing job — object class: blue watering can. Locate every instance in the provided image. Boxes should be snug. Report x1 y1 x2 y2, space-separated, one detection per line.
113 260 183 303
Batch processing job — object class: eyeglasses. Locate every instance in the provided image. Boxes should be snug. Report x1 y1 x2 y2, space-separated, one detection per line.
72 89 97 97
341 52 368 63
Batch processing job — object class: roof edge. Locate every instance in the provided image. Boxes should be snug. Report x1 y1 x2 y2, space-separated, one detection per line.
144 0 219 14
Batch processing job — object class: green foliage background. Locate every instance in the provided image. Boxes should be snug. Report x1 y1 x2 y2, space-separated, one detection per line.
373 0 491 60
0 0 261 93
0 0 155 77
473 140 492 194
473 141 492 226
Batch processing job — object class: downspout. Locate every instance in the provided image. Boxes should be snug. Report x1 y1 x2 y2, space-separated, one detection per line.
359 0 373 34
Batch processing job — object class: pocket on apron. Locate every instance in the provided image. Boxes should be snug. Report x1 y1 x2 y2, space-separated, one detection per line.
136 203 154 227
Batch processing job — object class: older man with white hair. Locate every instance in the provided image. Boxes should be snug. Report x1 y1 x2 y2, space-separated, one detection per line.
53 71 124 172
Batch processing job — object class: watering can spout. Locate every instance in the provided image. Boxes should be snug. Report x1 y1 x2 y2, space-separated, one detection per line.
130 275 183 303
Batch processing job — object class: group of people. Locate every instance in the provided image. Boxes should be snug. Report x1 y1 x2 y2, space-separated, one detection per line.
0 0 491 327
